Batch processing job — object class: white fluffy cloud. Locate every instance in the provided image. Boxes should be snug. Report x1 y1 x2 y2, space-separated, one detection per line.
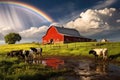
19 26 48 39
0 26 14 35
50 22 63 27
0 25 49 43
65 8 120 36
0 26 16 40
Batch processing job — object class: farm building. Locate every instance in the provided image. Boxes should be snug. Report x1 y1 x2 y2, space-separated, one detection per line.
42 25 93 44
100 39 109 42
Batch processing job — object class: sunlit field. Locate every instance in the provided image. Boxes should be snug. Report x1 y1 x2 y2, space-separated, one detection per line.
0 42 120 57
0 42 120 80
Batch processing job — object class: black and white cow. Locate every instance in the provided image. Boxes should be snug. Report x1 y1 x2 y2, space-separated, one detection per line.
7 47 43 64
89 48 108 60
7 50 23 57
30 47 43 57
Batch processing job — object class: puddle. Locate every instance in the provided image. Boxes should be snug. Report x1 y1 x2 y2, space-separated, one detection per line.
48 58 120 80
75 60 120 80
42 58 64 69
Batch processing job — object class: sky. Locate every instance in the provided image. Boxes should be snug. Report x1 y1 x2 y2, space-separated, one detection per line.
0 0 120 44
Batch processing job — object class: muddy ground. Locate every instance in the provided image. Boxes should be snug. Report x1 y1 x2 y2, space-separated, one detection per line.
46 56 120 80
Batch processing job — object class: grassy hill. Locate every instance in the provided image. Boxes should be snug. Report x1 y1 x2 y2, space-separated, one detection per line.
0 42 120 58
0 42 120 80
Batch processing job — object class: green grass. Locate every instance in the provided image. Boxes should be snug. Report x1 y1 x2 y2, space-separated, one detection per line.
0 42 120 57
0 56 67 80
41 42 120 57
0 43 40 54
0 42 120 79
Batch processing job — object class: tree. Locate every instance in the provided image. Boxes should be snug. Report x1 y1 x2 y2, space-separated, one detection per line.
4 33 22 44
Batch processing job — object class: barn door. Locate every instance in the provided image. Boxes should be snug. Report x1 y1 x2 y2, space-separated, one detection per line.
50 39 53 44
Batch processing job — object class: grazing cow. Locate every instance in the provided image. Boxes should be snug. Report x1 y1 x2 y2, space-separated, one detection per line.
7 48 43 64
22 50 29 59
22 50 36 63
7 50 34 63
30 47 43 64
30 47 37 52
30 47 43 57
89 48 108 60
7 50 23 57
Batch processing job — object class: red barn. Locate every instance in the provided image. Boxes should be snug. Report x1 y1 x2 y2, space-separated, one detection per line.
42 26 93 44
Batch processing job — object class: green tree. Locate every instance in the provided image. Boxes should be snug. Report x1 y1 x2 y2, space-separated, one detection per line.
4 33 22 44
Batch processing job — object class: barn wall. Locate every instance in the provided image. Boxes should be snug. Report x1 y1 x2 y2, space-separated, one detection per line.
42 26 64 44
64 36 78 43
64 36 92 43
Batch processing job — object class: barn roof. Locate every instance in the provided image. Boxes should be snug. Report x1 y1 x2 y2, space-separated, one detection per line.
54 26 82 37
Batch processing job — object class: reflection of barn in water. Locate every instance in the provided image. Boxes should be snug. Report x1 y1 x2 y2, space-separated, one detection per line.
42 25 93 44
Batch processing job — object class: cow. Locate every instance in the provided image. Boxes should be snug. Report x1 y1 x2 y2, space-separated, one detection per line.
89 48 108 60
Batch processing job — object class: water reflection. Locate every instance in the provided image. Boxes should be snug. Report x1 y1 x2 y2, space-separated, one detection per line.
90 62 108 75
48 59 120 80
75 61 109 80
42 58 64 69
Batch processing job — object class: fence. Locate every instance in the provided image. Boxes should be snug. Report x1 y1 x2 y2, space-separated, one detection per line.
41 42 120 49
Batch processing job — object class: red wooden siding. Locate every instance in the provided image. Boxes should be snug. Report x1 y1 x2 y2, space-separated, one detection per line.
42 26 64 44
42 26 93 44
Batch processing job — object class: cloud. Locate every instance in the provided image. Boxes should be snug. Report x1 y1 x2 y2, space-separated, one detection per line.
50 22 63 27
116 19 120 23
0 4 51 43
65 8 120 39
93 0 117 9
0 27 14 35
19 26 48 40
0 26 16 40
55 0 118 24
0 25 49 43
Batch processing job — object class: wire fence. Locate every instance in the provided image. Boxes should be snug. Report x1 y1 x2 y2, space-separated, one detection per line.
41 42 120 49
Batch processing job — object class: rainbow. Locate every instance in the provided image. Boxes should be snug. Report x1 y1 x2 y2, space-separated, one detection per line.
0 1 54 22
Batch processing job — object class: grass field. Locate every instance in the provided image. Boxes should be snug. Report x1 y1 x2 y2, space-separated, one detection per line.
0 42 120 57
0 42 120 80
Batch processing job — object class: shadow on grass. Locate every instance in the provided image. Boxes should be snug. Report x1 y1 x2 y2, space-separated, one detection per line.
18 69 70 80
18 73 45 80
